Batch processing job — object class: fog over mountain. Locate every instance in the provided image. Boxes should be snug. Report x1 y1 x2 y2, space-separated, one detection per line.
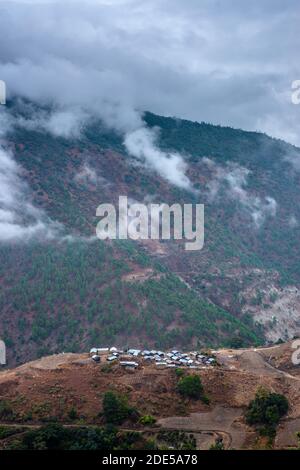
1 2 300 456
0 0 299 144
0 0 300 366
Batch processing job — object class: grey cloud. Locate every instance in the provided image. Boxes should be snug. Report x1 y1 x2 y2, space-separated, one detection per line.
15 107 89 138
288 215 298 228
75 162 100 186
75 163 98 185
0 104 63 242
284 148 300 172
203 158 277 228
0 0 299 143
0 144 62 242
1 0 297 242
124 127 192 190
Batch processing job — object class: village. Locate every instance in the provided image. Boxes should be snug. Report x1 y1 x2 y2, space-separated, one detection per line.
89 346 217 370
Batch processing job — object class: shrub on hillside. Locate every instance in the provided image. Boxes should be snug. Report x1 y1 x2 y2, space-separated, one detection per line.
175 368 185 378
177 375 203 400
7 423 142 450
245 388 288 428
139 415 156 426
0 400 14 420
102 391 135 425
67 407 78 421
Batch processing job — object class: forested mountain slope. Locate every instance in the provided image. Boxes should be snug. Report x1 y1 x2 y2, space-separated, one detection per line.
1 101 300 364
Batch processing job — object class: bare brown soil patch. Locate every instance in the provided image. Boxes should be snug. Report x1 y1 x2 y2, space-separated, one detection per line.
0 343 299 448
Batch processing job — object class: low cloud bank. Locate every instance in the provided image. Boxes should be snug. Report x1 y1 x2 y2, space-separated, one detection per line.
0 145 62 242
203 158 277 227
0 0 298 197
124 127 192 190
2 101 193 191
0 0 299 144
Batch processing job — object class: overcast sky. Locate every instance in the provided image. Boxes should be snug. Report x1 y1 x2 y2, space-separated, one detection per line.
0 0 299 145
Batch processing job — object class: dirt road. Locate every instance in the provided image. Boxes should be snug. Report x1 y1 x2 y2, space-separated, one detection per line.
158 405 245 449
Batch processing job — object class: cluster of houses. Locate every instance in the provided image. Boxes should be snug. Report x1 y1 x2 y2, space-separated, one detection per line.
89 346 217 369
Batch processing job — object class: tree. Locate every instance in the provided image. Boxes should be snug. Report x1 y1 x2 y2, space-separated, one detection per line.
102 391 133 425
139 415 156 426
68 407 78 421
229 335 244 349
177 375 203 399
0 400 14 420
245 388 288 428
209 438 224 450
23 423 68 450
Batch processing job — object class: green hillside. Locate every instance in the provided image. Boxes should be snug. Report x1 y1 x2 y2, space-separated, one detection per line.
1 102 300 363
